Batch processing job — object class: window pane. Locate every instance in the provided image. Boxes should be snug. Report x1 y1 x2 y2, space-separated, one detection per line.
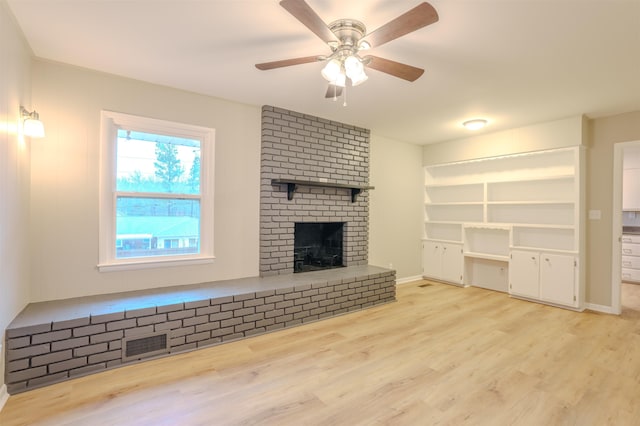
116 129 201 195
116 197 200 259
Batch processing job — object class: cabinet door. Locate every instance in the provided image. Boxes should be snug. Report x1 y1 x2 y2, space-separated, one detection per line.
423 241 442 280
540 253 576 307
509 250 539 299
623 169 640 210
441 243 463 284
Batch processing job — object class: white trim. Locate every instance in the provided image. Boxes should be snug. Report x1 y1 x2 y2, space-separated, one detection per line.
396 275 423 285
611 140 640 315
98 256 215 272
0 384 8 413
585 303 616 315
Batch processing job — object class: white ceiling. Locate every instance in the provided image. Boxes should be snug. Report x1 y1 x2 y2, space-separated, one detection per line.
7 0 640 145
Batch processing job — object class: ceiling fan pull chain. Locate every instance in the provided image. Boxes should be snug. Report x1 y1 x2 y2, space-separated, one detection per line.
343 84 347 107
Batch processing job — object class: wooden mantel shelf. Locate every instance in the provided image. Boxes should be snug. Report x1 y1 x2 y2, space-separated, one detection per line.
271 179 374 202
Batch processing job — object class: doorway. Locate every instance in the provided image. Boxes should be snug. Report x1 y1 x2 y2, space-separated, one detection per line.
612 140 640 315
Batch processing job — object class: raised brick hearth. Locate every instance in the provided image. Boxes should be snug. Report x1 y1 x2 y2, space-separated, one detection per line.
5 266 395 394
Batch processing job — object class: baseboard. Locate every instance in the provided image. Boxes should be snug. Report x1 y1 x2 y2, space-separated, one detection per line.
396 275 423 285
585 303 617 314
0 384 8 413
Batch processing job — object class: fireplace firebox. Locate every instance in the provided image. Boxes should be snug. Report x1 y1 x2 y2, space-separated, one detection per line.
294 222 344 273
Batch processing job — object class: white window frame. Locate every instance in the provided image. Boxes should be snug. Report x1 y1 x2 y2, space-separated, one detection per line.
98 111 215 271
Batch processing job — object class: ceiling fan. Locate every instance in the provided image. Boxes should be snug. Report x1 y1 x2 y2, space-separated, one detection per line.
255 0 439 99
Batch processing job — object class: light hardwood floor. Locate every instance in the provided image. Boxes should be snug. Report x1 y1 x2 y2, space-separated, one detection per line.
2 280 640 426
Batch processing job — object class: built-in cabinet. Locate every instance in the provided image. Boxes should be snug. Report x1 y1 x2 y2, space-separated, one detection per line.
422 241 463 285
423 147 585 310
510 250 578 307
622 234 640 283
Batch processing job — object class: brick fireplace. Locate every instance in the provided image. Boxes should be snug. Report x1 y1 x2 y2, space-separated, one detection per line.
260 105 371 276
3 106 394 395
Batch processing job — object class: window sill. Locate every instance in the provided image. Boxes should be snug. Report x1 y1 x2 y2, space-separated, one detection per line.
98 256 215 272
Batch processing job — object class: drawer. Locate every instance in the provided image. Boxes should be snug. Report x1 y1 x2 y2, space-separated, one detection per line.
622 268 640 282
622 244 640 256
622 234 640 244
622 256 640 269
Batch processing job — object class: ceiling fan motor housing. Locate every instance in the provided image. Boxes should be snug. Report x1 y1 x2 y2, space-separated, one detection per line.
328 19 367 50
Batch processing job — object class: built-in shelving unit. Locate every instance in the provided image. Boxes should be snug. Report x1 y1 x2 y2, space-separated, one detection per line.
422 147 585 310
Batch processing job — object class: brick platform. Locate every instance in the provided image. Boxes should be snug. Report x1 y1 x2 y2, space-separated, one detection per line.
4 266 395 394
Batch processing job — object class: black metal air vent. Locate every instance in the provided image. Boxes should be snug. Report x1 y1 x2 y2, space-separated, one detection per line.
122 332 169 361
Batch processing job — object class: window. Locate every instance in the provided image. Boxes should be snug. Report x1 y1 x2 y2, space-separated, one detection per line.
99 111 215 270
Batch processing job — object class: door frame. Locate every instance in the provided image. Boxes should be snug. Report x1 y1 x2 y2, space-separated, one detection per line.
611 140 640 315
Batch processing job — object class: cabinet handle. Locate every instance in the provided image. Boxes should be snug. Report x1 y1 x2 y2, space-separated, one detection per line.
622 238 632 243
623 249 632 254
623 261 632 267
531 256 536 260
544 258 550 262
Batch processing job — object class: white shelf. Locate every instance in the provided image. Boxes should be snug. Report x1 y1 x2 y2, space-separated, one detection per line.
487 176 574 202
464 252 510 262
512 226 575 251
424 147 576 185
487 203 574 226
424 222 462 242
486 201 574 205
464 226 510 257
510 246 578 255
425 183 483 203
426 202 484 206
425 204 483 222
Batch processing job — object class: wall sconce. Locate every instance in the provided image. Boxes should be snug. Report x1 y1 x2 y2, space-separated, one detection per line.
20 106 45 138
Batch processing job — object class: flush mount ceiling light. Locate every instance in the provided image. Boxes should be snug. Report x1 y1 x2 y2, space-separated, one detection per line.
462 119 488 131
20 106 45 138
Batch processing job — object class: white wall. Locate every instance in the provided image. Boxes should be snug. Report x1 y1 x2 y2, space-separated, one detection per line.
423 115 586 165
30 60 262 301
369 134 423 281
0 0 32 403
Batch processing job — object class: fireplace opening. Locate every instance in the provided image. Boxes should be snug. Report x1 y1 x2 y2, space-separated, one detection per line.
294 222 344 273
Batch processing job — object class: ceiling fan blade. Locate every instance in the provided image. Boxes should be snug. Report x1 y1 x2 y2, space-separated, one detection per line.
325 84 343 98
255 55 322 70
364 55 425 82
364 2 438 48
280 0 337 43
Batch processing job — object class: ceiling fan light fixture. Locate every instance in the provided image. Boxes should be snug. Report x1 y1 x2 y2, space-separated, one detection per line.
344 55 367 86
321 59 342 82
344 55 361 74
349 69 368 86
358 40 371 50
333 71 347 87
463 119 488 131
